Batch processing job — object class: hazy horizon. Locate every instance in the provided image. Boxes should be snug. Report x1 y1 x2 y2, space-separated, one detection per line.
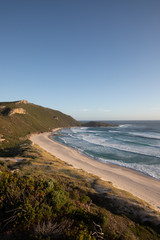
78 119 160 122
0 0 160 121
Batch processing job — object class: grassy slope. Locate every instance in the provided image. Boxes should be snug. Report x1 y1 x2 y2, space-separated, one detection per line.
0 101 80 152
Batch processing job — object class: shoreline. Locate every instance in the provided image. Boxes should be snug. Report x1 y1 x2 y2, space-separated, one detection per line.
50 130 159 182
30 129 160 212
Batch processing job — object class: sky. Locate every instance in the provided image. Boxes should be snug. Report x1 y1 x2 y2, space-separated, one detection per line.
0 0 160 120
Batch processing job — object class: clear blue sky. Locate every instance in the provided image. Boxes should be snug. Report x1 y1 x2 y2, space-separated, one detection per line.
0 0 160 120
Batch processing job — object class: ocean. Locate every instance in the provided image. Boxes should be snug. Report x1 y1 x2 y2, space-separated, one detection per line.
51 121 160 180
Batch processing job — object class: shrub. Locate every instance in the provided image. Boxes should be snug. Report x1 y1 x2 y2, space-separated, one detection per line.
0 171 74 232
0 171 99 239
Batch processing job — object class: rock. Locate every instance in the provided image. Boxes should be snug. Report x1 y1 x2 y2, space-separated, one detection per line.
16 100 29 104
9 108 26 116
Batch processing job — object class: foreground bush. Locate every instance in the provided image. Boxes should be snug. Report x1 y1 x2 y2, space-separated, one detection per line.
0 171 99 239
1 170 159 240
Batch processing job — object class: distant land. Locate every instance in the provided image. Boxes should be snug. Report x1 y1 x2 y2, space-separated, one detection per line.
83 121 119 127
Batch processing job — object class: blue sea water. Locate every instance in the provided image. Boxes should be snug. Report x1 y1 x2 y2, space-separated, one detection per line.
52 121 160 180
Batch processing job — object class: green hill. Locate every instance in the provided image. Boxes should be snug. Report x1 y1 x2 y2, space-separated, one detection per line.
0 100 81 153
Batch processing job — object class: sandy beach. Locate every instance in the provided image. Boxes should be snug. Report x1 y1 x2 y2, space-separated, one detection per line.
30 129 160 212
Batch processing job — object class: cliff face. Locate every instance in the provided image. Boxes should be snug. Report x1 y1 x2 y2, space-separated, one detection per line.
9 108 26 116
15 100 29 104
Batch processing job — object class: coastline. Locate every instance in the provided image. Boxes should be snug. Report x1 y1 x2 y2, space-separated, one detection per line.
30 128 160 212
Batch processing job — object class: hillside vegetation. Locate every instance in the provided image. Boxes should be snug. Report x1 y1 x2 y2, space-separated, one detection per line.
0 100 80 155
0 146 160 240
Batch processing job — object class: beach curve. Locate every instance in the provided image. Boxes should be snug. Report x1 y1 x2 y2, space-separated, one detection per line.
30 129 160 212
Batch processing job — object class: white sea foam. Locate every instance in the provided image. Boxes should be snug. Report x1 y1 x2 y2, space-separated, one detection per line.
119 124 132 128
100 158 160 180
81 134 107 146
109 130 120 133
55 124 160 180
61 138 68 144
129 132 160 140
82 135 160 157
77 134 160 158
88 130 99 133
70 127 87 134
58 128 160 157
